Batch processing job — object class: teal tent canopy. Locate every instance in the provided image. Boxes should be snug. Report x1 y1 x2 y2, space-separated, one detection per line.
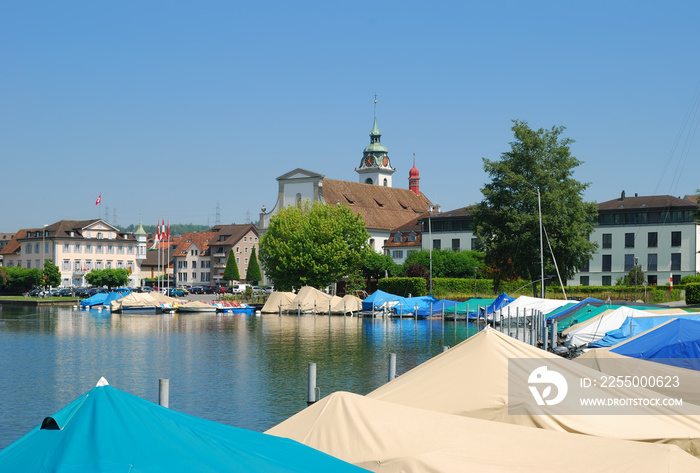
0 378 367 472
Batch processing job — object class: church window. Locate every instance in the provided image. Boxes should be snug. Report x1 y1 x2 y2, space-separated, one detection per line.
383 178 388 186
365 178 373 185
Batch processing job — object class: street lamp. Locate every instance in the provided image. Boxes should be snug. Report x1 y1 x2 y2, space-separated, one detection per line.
634 257 639 301
427 206 433 296
474 267 478 298
42 224 48 289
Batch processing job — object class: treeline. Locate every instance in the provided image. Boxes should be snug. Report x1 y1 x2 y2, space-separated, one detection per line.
117 223 212 235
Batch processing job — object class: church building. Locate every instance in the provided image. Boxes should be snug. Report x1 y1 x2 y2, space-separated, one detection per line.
258 102 432 253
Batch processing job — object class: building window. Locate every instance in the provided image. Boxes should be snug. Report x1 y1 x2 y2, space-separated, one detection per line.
236 257 240 263
106 261 112 269
35 259 40 269
117 261 124 269
63 260 70 271
74 243 81 253
236 246 240 253
182 273 187 282
672 274 681 286
127 246 134 255
624 254 635 271
647 275 657 285
671 253 681 271
579 276 589 286
96 261 103 270
602 275 611 286
471 238 479 250
74 261 81 271
117 245 124 254
245 247 248 253
26 260 31 268
647 232 658 248
602 233 612 249
192 261 197 269
45 242 49 253
624 233 634 248
63 243 71 253
192 272 196 279
85 244 92 253
433 239 441 250
407 232 416 242
26 244 32 254
96 244 103 254
647 253 658 271
85 261 92 271
602 255 612 272
393 233 402 242
671 231 681 247
392 250 404 259
183 261 188 269
580 259 590 272
107 245 114 254
452 239 460 252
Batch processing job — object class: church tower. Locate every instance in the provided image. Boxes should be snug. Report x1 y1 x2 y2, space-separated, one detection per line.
409 154 420 195
356 97 395 187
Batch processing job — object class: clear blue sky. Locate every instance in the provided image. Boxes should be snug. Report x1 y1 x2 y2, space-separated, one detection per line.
2 1 699 231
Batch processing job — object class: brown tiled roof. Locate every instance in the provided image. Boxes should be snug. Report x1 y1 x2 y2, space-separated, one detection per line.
685 194 699 205
598 194 699 211
210 224 258 245
321 179 432 231
0 229 27 255
384 213 425 249
173 232 217 257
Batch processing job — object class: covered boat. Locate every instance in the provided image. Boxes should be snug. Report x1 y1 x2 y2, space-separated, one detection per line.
177 301 217 313
331 294 364 315
261 291 296 313
110 293 162 313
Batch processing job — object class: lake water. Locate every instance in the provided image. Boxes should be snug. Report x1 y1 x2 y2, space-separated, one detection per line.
0 304 475 449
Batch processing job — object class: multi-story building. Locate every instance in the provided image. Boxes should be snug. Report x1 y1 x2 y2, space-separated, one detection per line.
572 193 700 286
208 224 259 284
383 214 424 264
0 219 147 288
417 207 477 254
172 231 216 286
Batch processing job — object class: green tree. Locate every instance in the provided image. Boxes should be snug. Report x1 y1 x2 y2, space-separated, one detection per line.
259 201 371 291
0 267 42 295
223 249 240 282
473 120 598 295
245 247 262 284
43 259 61 288
362 251 402 279
403 249 483 278
85 269 130 290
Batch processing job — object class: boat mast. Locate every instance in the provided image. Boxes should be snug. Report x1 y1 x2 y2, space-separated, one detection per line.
538 188 545 298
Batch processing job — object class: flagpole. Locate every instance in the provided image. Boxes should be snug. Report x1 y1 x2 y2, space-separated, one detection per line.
167 220 170 293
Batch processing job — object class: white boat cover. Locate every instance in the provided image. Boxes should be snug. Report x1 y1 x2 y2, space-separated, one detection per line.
177 301 216 312
565 306 690 347
331 295 364 315
367 328 700 456
268 391 700 472
110 293 160 311
288 286 338 313
575 349 700 406
261 292 297 313
499 295 572 319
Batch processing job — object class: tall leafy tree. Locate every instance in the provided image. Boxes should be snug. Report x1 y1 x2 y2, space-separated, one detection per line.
245 247 262 284
473 120 598 294
85 269 130 290
403 249 483 278
223 250 240 282
259 201 371 291
43 259 61 287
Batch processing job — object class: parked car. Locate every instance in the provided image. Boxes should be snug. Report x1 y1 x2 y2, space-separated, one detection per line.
201 286 216 294
57 288 75 297
168 287 188 297
230 284 252 294
189 286 205 295
264 286 275 294
27 288 44 297
74 288 92 297
252 286 265 295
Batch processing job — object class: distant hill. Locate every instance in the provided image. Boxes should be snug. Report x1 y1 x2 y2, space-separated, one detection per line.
116 223 212 236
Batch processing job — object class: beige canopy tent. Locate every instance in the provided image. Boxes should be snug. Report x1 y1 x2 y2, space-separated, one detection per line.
268 391 700 472
575 349 700 406
368 328 700 455
331 294 364 315
260 292 296 313
288 286 341 314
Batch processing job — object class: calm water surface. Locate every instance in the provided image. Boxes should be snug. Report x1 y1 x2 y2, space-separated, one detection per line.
0 304 475 449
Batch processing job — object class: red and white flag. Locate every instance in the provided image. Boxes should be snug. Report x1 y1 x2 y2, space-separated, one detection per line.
166 220 170 241
95 194 102 205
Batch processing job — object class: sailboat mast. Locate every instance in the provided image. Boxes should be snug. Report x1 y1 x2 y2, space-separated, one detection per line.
538 188 545 298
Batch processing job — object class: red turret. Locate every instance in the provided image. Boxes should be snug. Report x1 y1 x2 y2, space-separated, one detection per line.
408 154 420 195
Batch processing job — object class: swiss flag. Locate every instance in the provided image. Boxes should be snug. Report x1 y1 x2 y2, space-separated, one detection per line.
95 194 102 205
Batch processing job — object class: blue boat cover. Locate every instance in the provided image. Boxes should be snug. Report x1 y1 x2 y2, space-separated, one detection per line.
392 295 440 316
429 299 460 314
481 293 515 316
0 381 366 472
590 314 700 348
610 318 700 371
79 293 107 307
362 290 407 311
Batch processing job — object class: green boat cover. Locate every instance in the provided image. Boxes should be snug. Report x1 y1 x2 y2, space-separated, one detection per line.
556 304 666 331
444 298 496 314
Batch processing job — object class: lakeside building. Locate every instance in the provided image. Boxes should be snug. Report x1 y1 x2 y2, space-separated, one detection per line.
572 192 700 286
258 104 432 254
0 220 147 288
171 231 216 286
208 224 259 284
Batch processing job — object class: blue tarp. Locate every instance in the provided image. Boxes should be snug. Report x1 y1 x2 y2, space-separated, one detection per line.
392 295 439 316
590 314 700 348
610 318 700 371
482 293 515 315
80 293 107 307
429 299 460 315
362 290 406 312
0 380 365 472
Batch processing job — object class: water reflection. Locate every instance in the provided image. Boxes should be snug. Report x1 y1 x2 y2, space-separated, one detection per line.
0 306 475 449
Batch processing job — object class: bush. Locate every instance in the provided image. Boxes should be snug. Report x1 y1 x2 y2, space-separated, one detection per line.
681 275 700 284
686 284 700 305
377 277 427 297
